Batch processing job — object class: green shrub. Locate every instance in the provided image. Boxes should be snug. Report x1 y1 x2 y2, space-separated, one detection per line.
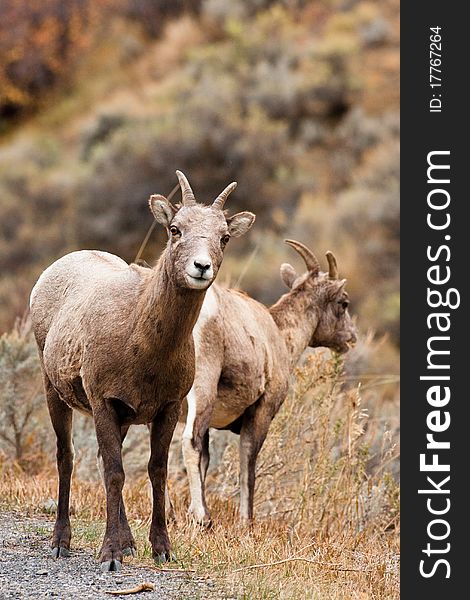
0 318 48 467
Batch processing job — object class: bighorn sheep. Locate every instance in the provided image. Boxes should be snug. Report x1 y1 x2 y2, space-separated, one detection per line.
179 240 357 525
29 171 255 571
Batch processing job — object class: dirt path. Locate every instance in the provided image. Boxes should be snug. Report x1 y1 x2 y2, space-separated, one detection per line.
0 511 227 600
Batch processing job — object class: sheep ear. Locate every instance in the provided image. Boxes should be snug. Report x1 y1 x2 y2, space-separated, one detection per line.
148 194 175 226
280 263 297 289
227 211 256 238
329 278 347 299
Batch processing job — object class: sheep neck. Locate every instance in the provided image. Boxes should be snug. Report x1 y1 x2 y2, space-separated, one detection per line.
133 249 206 354
269 290 319 369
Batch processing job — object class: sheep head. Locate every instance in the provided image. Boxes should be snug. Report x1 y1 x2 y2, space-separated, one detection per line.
280 240 357 354
149 171 255 290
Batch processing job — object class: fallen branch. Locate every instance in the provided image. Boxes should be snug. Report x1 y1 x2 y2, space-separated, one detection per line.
105 582 155 595
154 567 195 573
233 556 372 573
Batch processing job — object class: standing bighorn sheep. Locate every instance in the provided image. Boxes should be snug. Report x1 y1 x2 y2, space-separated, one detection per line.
179 240 357 525
29 171 255 571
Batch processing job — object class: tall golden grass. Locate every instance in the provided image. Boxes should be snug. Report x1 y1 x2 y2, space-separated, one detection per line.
0 351 399 599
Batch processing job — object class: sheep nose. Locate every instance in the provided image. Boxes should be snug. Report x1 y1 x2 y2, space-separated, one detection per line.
194 259 211 273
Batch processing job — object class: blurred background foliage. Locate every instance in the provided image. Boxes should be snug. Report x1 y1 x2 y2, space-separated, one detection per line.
0 8 400 591
0 0 399 348
0 9 400 583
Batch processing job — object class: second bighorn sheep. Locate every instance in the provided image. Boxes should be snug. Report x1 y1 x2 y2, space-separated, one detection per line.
180 240 357 525
29 171 255 571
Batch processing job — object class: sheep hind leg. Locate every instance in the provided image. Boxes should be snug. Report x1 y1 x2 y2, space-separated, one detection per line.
119 499 136 557
45 378 74 559
148 401 180 563
117 426 137 557
165 483 176 524
201 430 210 484
239 395 274 523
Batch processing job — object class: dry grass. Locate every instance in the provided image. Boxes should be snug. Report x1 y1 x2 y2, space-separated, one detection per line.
0 353 399 599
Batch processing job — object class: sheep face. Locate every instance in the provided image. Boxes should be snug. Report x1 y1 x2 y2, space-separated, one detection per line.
167 205 254 290
280 241 357 354
149 172 255 290
307 276 357 354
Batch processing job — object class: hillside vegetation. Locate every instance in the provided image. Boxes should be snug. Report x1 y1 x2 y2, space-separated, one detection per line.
0 0 399 343
0 1 399 598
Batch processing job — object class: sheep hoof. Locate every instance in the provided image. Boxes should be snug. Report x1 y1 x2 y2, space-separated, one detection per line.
122 546 136 557
51 547 70 558
200 517 213 530
166 512 177 525
153 553 166 564
153 552 175 565
100 559 122 572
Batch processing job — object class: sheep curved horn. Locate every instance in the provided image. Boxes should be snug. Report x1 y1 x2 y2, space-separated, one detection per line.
285 239 320 275
212 182 237 210
326 251 339 279
175 170 196 206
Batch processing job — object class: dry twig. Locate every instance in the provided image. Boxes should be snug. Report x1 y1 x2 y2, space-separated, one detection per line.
105 582 155 595
154 567 196 573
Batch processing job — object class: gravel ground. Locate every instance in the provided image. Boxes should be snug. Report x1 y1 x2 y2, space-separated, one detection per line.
0 512 228 600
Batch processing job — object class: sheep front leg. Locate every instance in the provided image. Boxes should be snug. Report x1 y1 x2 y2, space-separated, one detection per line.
46 379 74 558
239 395 274 522
148 401 180 562
182 388 213 527
94 403 126 572
97 425 136 556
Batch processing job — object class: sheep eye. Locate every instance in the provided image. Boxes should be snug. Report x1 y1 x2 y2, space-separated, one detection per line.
221 234 231 245
340 300 349 310
169 225 180 237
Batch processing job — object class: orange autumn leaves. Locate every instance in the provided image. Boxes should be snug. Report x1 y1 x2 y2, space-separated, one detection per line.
0 0 113 115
